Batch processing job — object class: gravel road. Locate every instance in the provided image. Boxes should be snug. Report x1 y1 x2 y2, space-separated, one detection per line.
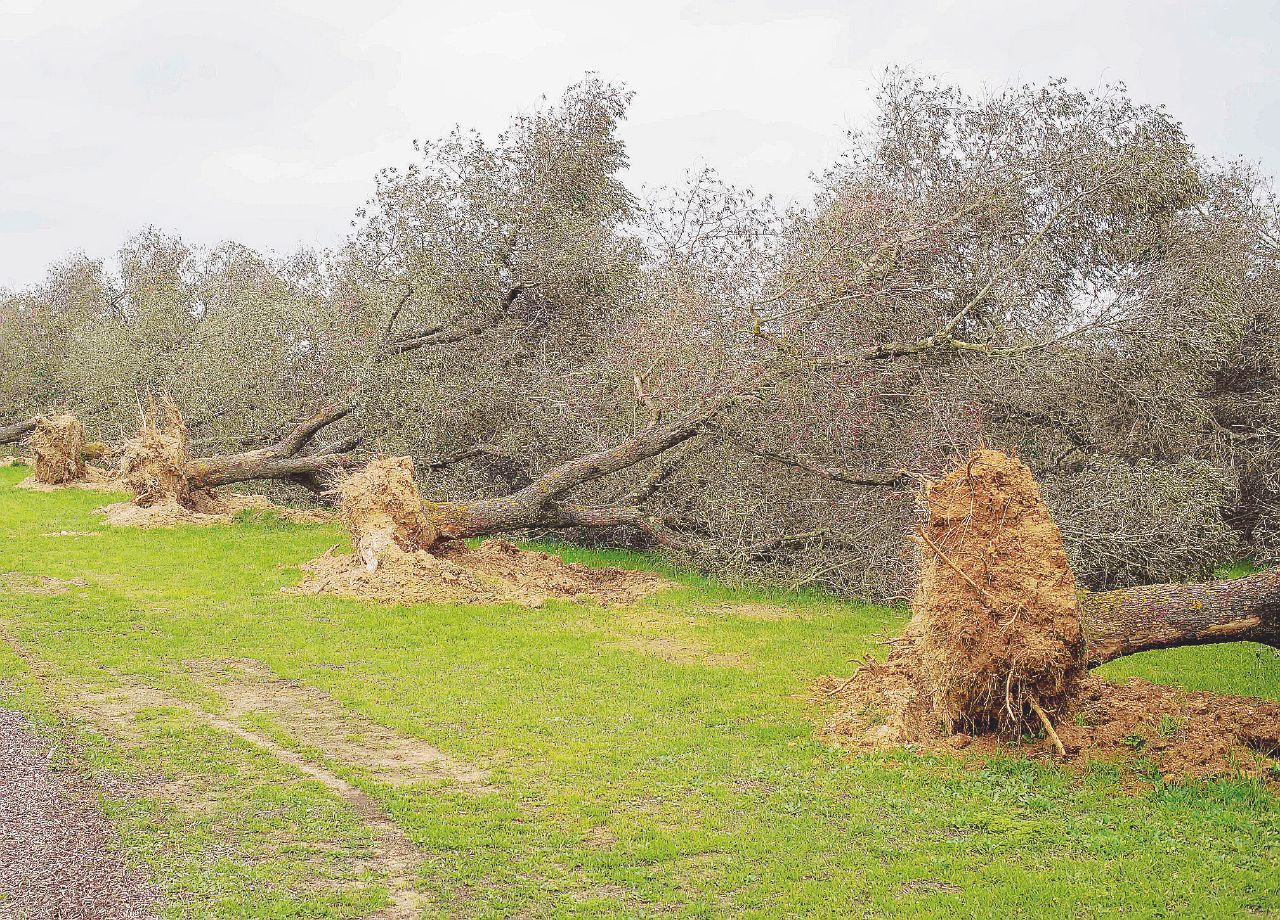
0 709 157 919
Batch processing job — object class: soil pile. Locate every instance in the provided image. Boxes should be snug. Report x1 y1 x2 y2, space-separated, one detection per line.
822 671 1280 784
28 414 87 485
291 538 668 607
821 448 1280 785
17 465 122 492
99 491 332 529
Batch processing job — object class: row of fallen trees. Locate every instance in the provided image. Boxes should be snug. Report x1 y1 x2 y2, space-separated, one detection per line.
4 400 1278 779
4 399 1277 670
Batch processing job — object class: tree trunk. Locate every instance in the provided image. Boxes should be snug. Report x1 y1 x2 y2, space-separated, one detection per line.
0 417 39 445
1081 568 1280 666
185 403 362 490
121 400 362 508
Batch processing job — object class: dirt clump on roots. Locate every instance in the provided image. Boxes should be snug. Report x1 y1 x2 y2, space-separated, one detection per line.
29 414 87 485
290 457 669 607
116 400 200 510
15 414 122 491
820 447 1280 785
336 456 445 569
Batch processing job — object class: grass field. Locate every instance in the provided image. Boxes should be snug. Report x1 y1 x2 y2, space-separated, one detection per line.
1 463 1278 918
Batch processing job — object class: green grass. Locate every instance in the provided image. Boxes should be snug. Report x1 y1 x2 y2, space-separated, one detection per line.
1 464 1278 918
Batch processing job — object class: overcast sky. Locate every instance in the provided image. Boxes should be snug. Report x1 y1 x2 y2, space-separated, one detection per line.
2 0 1276 289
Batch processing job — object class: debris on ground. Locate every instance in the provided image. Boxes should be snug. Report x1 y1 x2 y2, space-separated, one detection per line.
291 456 669 606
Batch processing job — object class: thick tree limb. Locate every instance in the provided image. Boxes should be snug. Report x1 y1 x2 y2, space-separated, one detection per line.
186 402 362 489
423 444 533 489
734 441 909 488
0 417 39 445
1082 568 1280 666
382 284 528 356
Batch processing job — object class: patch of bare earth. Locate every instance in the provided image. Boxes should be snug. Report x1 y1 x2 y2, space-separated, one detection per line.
0 708 159 918
98 492 333 529
0 572 87 595
614 634 743 667
187 658 489 788
291 538 670 608
76 678 432 919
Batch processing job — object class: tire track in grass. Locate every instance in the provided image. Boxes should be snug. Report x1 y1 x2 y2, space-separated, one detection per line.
0 616 428 919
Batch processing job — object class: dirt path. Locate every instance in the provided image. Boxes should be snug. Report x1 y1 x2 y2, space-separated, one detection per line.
140 694 428 919
0 708 159 919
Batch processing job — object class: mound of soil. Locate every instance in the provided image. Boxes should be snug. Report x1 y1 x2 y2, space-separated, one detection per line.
820 447 1280 785
820 670 1280 785
290 538 669 607
99 492 332 529
17 465 124 492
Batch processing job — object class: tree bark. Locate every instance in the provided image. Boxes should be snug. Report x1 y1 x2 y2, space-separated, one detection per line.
1081 568 1280 666
0 417 39 445
185 404 363 490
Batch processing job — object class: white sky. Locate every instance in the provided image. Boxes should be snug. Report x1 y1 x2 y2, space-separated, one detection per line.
2 0 1276 289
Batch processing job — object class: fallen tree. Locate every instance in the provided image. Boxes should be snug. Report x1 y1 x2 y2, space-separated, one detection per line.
116 399 363 512
291 455 670 606
823 448 1280 783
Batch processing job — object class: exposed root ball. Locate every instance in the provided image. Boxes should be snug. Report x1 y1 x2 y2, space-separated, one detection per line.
911 448 1083 734
117 402 201 509
337 457 443 571
30 414 87 485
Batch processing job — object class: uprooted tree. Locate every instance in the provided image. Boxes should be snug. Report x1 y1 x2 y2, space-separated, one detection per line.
117 399 364 512
825 448 1280 780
